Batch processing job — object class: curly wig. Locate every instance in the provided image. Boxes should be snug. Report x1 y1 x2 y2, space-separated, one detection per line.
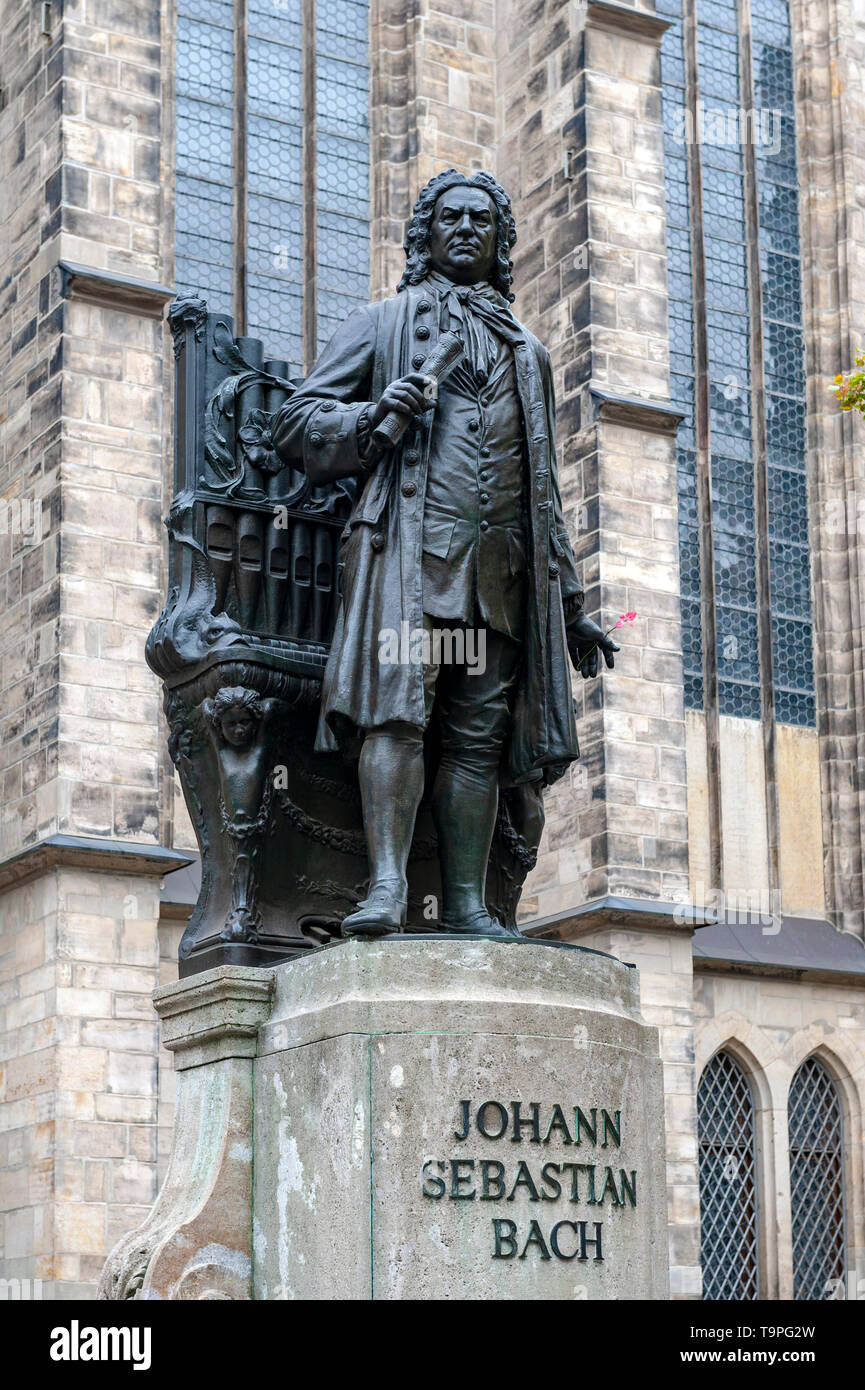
397 169 518 302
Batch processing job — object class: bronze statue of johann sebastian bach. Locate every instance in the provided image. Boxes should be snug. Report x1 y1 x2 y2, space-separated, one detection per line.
272 170 618 938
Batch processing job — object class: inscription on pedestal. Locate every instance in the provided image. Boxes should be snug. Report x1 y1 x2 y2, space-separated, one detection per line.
420 1100 638 1263
253 940 670 1300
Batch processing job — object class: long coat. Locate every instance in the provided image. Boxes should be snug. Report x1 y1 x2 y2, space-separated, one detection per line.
271 282 584 788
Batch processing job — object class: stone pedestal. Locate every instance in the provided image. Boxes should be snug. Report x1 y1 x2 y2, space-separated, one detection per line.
254 938 669 1299
98 969 274 1300
100 938 669 1300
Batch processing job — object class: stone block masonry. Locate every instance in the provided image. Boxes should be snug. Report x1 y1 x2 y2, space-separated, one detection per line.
0 0 172 1297
1 0 171 863
0 866 163 1297
372 0 499 297
499 0 688 918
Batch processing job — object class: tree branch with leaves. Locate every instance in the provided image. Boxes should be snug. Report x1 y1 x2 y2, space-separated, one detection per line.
833 351 865 417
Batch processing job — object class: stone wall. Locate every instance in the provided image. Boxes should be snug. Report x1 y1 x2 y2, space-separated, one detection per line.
371 0 498 297
687 713 827 919
0 865 162 1298
0 3 171 861
0 2 65 862
57 289 167 847
0 0 172 1299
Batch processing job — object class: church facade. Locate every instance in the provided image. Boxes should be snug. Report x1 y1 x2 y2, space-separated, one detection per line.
0 0 863 1299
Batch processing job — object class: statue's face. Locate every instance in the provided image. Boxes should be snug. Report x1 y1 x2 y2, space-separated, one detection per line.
222 709 255 747
428 186 498 284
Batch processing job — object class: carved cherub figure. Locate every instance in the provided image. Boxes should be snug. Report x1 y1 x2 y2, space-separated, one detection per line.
202 686 281 940
203 686 278 831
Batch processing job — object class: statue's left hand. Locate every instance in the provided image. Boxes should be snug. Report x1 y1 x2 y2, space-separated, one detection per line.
566 612 620 679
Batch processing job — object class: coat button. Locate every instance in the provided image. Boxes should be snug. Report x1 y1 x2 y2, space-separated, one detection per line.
320 400 336 412
412 354 426 369
371 532 385 552
468 419 479 432
401 481 417 498
416 325 430 339
549 561 560 577
417 300 431 313
479 470 489 482
480 492 490 504
309 431 324 447
404 449 419 465
480 446 491 457
480 520 490 531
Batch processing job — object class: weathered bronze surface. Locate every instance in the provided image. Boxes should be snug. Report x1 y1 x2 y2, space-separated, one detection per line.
149 171 616 971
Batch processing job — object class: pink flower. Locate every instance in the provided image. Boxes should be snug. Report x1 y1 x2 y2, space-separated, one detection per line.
615 610 637 628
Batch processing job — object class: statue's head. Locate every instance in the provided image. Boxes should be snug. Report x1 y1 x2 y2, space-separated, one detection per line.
205 686 263 748
398 170 517 301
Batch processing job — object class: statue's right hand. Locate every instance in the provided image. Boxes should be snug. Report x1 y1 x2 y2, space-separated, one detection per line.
370 373 432 428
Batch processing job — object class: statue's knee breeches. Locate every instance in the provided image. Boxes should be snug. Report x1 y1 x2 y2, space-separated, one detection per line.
432 627 521 776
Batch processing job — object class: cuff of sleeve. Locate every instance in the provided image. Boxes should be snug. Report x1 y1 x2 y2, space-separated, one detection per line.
355 408 380 469
303 400 372 481
562 593 584 623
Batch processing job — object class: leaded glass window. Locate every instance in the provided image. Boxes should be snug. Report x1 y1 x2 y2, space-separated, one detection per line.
788 1058 847 1300
701 0 761 721
658 0 815 727
175 0 236 311
316 0 371 352
175 0 371 374
753 0 813 725
659 0 703 712
697 1050 760 1299
246 0 305 369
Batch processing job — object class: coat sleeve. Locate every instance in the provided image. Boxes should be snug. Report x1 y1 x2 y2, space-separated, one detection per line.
270 303 379 485
539 346 584 618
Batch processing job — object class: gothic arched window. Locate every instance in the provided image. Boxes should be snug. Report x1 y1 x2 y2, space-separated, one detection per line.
697 1050 760 1299
788 1057 848 1299
174 0 370 375
658 0 814 728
